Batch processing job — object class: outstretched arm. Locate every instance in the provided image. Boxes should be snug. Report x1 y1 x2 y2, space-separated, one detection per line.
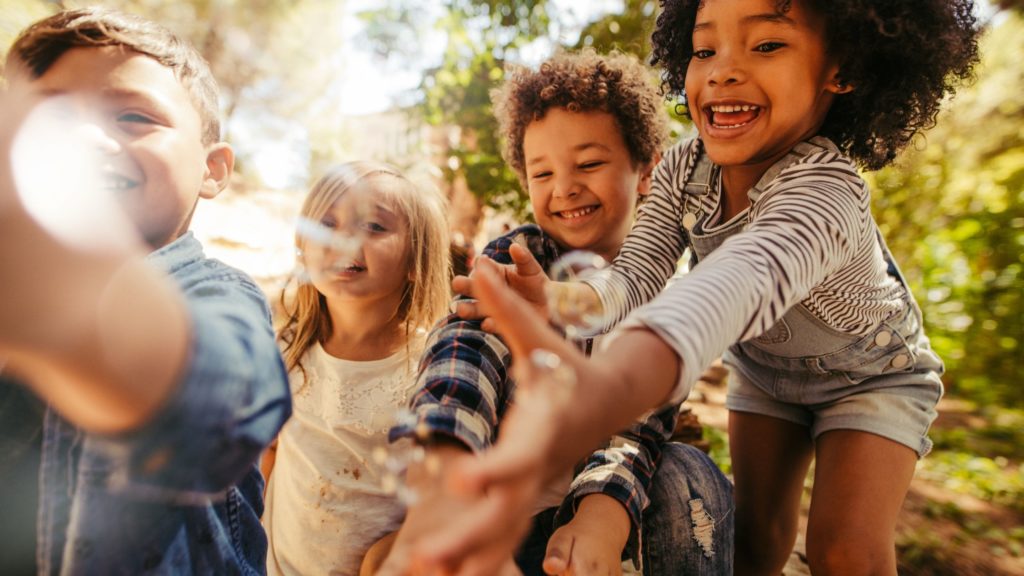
415 259 681 574
0 91 187 434
374 443 526 576
543 493 631 575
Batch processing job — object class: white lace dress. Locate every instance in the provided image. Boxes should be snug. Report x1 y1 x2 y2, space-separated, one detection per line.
265 342 419 576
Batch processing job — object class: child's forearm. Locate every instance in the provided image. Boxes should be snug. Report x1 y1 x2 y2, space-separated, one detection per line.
542 328 680 483
0 208 188 434
574 493 631 550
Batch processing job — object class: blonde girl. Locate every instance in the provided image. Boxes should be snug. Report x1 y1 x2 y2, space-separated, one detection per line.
262 161 450 576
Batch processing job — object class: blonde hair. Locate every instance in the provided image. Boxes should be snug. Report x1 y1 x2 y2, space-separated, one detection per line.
278 161 451 375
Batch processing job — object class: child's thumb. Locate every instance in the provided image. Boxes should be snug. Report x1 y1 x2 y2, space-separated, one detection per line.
542 531 573 575
509 242 544 276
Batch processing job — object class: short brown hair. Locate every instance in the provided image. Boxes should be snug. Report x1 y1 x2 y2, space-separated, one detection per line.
6 7 221 144
492 49 669 186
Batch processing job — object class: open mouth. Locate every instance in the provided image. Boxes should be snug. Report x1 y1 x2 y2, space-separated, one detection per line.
706 104 762 129
555 205 599 220
328 261 366 274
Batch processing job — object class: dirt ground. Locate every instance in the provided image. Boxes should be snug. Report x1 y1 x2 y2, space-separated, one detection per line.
687 380 1024 576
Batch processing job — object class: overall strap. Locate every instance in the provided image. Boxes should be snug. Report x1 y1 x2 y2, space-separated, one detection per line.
684 146 716 198
747 136 837 206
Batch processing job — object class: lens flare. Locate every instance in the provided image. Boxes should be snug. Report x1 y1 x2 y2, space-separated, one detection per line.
10 96 137 251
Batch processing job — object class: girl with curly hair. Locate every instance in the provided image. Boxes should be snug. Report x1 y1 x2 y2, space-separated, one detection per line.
432 1 983 575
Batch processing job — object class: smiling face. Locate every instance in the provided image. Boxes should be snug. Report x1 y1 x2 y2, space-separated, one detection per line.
303 177 412 312
523 108 654 262
22 46 230 248
685 0 845 178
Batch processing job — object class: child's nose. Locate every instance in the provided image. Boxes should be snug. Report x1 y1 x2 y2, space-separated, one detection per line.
76 122 121 155
708 53 745 86
552 173 581 199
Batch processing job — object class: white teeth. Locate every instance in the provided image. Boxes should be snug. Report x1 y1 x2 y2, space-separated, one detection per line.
710 104 759 113
559 206 597 219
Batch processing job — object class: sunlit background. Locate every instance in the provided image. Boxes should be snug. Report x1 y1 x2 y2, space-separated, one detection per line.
2 1 1023 573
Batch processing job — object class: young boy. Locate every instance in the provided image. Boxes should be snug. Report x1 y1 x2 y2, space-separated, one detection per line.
0 8 290 574
372 51 733 576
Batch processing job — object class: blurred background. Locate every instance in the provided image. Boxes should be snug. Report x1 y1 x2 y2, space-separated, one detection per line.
2 1 1022 573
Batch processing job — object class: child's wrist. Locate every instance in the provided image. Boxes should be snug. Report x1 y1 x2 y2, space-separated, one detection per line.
575 493 631 547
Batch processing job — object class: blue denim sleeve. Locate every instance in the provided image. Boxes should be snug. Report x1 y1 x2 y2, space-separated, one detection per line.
92 265 291 500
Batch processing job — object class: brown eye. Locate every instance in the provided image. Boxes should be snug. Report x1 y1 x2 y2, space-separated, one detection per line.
754 42 785 53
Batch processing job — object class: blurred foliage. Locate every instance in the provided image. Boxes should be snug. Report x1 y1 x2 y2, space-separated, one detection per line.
703 425 731 475
931 405 1024 460
1 0 348 180
916 450 1024 512
867 11 1024 407
573 0 657 59
362 0 555 221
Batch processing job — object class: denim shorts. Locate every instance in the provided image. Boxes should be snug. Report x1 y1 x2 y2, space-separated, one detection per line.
724 297 944 458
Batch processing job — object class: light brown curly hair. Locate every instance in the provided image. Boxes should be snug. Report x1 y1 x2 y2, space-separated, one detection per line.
492 49 670 187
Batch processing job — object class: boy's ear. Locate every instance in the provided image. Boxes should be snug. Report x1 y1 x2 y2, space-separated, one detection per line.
199 143 234 200
827 72 854 95
637 152 661 198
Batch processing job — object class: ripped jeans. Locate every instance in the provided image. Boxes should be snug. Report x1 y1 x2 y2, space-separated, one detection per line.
516 442 734 575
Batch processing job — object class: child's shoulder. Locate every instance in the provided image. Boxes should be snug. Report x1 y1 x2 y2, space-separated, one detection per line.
757 137 870 207
150 234 269 310
777 137 863 183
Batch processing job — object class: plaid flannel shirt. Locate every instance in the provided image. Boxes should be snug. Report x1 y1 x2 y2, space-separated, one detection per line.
390 224 680 561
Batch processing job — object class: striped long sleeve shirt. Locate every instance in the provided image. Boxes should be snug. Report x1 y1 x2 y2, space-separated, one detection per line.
589 137 906 405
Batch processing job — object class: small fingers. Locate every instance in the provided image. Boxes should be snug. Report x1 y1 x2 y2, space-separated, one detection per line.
508 243 545 277
415 490 525 571
453 299 482 320
542 530 574 575
473 263 561 359
451 275 474 298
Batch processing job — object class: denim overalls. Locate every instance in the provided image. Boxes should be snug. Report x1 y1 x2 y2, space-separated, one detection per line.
681 140 944 456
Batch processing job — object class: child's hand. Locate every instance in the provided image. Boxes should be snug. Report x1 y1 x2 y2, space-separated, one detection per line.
452 243 550 329
422 256 677 575
376 444 531 576
543 495 629 576
418 263 595 574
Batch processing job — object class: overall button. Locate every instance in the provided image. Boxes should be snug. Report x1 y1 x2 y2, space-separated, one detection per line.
682 212 698 230
874 331 893 347
890 353 910 369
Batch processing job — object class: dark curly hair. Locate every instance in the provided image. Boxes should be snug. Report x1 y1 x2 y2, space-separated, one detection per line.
650 0 981 170
492 49 670 186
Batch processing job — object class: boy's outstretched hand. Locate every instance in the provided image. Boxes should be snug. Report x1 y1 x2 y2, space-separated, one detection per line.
542 494 630 576
451 242 549 331
374 443 530 576
414 258 600 575
417 257 680 575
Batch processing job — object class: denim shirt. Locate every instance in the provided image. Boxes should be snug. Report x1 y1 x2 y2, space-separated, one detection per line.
27 232 291 575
